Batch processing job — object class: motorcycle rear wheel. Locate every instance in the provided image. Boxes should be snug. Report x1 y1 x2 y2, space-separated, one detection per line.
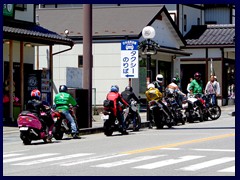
52 127 64 140
103 121 114 136
20 132 32 145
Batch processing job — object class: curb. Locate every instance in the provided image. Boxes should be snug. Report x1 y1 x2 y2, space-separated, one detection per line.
79 122 150 135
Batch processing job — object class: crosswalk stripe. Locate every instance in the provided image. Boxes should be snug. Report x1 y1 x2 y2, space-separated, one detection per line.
179 157 235 171
3 153 59 163
134 155 204 169
93 155 166 168
192 149 235 152
218 166 235 173
3 154 23 158
60 154 127 166
12 153 93 166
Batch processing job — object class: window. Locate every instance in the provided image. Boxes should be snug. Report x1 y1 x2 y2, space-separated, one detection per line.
15 4 27 11
197 18 200 25
183 14 187 32
78 55 83 67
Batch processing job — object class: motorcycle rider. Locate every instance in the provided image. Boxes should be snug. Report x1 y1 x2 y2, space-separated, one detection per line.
152 74 164 93
106 85 129 135
189 72 204 96
26 89 54 142
121 86 141 131
54 85 80 139
146 83 174 128
166 77 186 106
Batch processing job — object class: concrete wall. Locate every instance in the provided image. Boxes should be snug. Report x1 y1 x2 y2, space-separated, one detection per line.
14 4 35 23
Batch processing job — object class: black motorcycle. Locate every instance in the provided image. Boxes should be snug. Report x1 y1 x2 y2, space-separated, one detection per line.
165 95 185 125
148 99 174 129
123 100 141 131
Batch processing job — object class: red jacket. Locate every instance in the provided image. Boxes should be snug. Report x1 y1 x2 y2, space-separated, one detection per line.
106 92 129 116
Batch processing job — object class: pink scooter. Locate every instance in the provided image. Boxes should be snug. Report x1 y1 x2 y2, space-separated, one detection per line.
17 110 53 145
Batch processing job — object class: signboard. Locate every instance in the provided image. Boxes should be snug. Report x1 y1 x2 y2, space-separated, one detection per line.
121 40 139 78
3 4 14 17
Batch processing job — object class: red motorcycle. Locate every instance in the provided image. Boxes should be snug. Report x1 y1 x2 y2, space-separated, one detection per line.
17 109 53 145
51 106 79 140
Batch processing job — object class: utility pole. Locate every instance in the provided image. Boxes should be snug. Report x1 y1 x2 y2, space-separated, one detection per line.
83 4 92 128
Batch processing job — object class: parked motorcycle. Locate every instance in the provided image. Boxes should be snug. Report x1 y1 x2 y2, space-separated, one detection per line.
182 94 205 123
123 100 141 131
201 94 221 120
52 105 79 140
101 100 125 136
17 110 52 145
165 96 185 125
148 99 174 129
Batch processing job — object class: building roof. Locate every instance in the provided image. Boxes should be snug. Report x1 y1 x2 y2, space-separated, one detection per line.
3 20 74 46
184 24 235 47
36 5 185 45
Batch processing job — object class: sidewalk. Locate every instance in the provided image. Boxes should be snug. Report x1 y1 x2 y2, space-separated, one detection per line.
3 105 235 135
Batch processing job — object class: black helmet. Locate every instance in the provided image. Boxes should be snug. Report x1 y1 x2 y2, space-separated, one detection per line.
59 85 68 92
125 86 133 92
172 77 178 84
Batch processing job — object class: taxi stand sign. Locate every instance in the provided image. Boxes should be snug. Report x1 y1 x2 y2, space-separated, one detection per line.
121 40 139 78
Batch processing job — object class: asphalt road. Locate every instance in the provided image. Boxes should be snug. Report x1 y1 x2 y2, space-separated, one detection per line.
3 108 235 176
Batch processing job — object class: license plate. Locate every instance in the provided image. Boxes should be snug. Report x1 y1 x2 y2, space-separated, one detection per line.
19 127 28 131
101 115 109 120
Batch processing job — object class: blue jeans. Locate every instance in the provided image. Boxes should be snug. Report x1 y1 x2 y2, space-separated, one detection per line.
209 94 217 106
61 110 78 134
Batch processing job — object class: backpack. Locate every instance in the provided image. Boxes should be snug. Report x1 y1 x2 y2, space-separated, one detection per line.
103 99 114 108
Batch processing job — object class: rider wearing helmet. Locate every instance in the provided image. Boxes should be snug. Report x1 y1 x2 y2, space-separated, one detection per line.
121 86 140 104
106 85 129 134
54 85 80 139
189 72 204 95
152 74 164 93
166 77 186 97
26 89 54 142
121 86 140 131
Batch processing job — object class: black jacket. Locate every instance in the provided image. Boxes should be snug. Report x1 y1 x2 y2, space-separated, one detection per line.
121 90 140 104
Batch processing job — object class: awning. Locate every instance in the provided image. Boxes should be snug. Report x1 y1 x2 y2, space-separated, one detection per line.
157 46 192 56
3 20 74 47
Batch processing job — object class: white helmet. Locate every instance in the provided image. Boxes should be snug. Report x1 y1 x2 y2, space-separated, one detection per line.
156 74 164 83
147 83 155 89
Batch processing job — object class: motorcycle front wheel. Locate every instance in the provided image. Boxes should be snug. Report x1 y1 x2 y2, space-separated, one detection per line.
133 113 141 131
209 105 221 120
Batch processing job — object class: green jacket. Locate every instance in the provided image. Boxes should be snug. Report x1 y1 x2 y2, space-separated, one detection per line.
189 79 203 94
54 92 77 111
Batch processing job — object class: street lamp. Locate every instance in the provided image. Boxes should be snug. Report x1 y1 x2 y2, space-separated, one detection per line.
140 26 157 85
139 26 158 126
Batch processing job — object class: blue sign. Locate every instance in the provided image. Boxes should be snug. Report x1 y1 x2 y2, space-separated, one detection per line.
121 40 139 78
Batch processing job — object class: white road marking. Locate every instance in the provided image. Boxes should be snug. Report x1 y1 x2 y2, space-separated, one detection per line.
93 155 166 168
218 166 235 173
179 157 235 171
3 154 23 158
12 153 93 165
60 154 127 166
4 153 59 163
191 149 235 152
134 155 204 169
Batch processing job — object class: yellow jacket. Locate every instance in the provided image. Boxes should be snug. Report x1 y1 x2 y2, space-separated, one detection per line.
145 87 162 102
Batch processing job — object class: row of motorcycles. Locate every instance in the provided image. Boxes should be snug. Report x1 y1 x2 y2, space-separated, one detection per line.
17 106 78 145
148 91 222 129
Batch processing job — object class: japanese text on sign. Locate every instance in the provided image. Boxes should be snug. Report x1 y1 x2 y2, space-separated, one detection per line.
121 40 139 78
